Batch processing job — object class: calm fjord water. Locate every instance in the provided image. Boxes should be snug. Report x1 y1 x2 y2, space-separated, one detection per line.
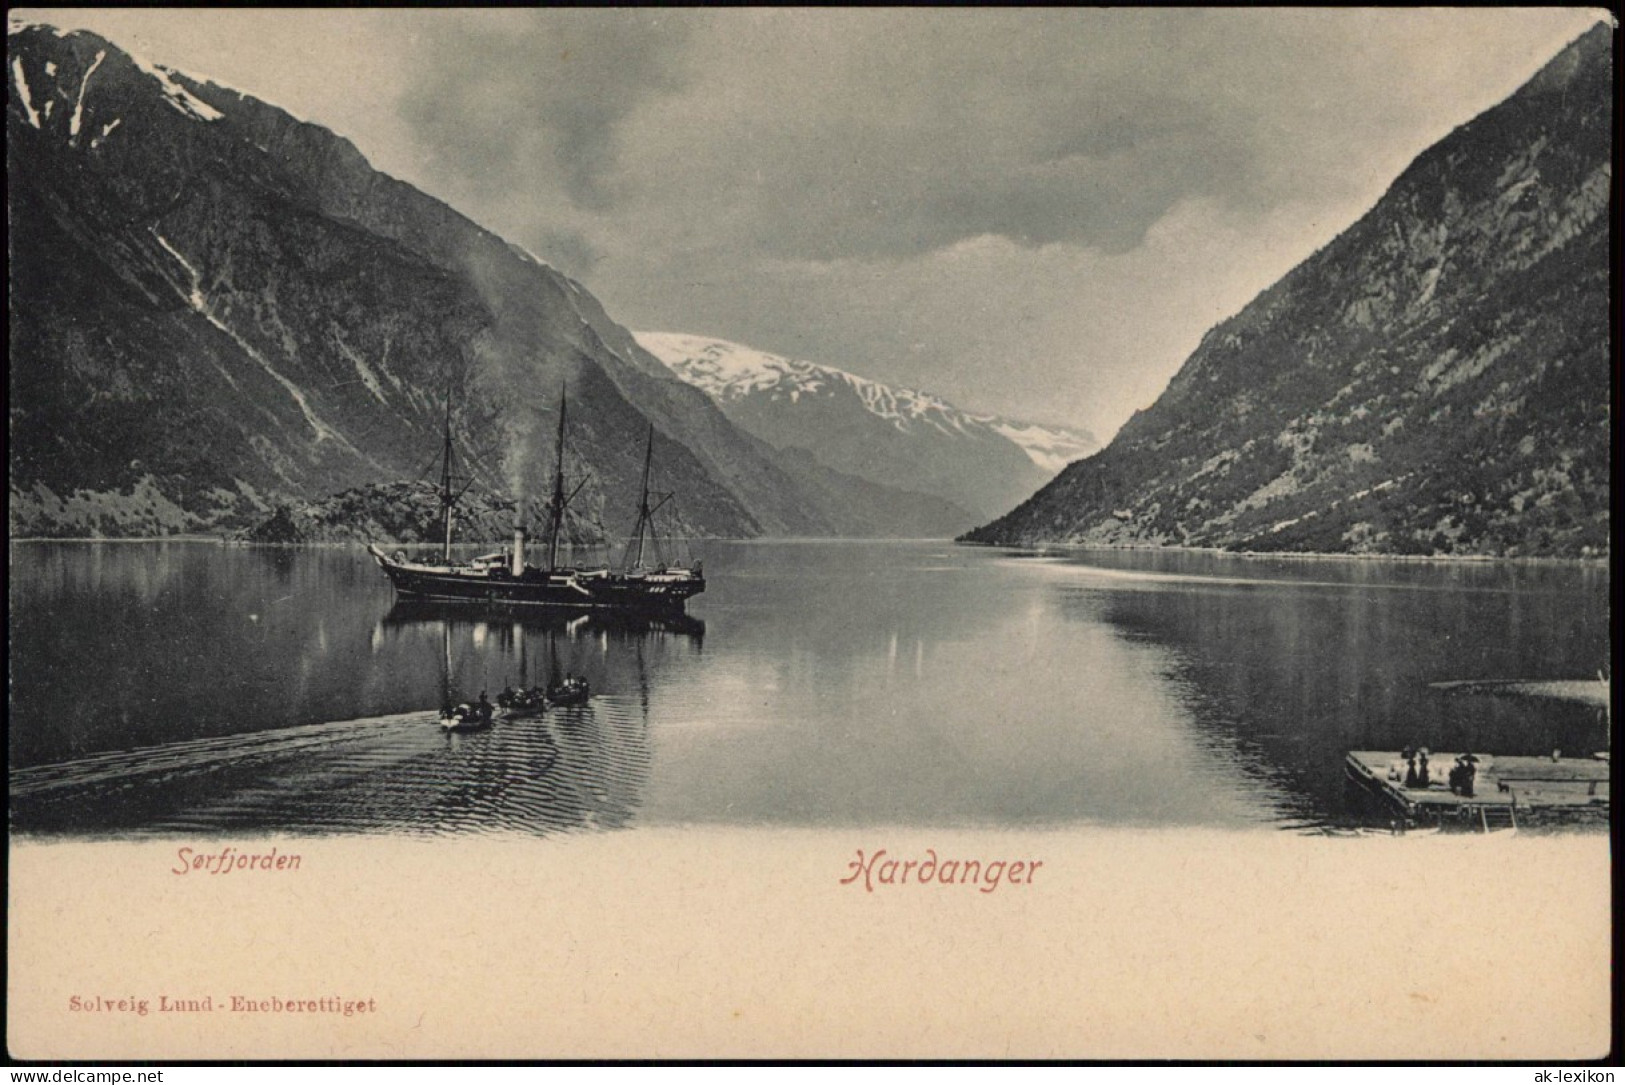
9 541 1609 835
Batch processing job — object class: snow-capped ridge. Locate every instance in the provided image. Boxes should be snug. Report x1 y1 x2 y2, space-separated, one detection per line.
10 21 223 141
128 53 223 122
506 241 555 271
638 332 959 432
983 420 1097 475
635 331 1097 472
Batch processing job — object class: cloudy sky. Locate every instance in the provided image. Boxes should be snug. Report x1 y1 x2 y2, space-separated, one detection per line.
17 8 1607 438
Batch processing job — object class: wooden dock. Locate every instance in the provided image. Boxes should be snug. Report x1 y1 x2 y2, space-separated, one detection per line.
1345 750 1609 829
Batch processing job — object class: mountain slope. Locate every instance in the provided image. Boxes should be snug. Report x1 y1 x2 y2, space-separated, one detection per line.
7 23 953 540
964 24 1611 558
637 332 1097 522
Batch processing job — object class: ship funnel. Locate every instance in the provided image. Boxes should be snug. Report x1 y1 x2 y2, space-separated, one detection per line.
511 522 526 577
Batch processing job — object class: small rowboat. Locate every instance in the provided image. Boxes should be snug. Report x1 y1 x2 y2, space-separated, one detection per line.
547 676 590 707
440 700 495 732
498 685 547 717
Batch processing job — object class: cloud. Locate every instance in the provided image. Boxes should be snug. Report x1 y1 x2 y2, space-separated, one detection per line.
600 11 1284 262
393 10 1292 265
380 8 1607 431
394 10 1606 273
398 10 700 212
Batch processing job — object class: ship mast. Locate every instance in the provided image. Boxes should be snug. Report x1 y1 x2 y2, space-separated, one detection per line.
544 384 569 572
623 424 675 573
440 387 455 563
628 426 656 571
441 619 452 711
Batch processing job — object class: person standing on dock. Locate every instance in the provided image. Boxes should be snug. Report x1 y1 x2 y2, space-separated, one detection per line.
1403 747 1419 788
1417 748 1431 788
1449 753 1478 797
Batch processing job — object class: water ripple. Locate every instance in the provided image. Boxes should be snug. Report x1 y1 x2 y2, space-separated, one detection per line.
10 696 653 837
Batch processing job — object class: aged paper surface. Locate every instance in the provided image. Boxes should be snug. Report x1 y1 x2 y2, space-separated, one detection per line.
8 831 1611 1059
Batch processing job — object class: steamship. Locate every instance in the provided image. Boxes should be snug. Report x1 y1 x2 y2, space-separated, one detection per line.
368 389 704 613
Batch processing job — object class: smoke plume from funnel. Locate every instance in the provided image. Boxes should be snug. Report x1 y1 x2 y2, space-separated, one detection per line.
503 405 537 515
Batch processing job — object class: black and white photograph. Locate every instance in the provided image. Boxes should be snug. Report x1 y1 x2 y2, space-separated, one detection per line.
7 8 1612 1062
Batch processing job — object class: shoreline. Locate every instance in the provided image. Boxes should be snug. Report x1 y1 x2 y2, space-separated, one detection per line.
957 538 1611 568
9 534 1613 567
1429 678 1611 708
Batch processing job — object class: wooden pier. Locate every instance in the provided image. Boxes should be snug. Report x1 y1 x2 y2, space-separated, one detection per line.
1345 750 1609 829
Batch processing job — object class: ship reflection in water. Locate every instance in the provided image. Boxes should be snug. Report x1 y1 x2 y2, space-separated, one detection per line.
11 600 703 837
8 541 1606 836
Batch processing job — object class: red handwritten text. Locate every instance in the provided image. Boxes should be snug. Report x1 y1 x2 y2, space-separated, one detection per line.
172 846 302 875
840 848 1043 893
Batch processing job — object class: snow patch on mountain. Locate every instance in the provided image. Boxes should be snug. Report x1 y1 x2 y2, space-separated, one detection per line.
151 229 354 449
90 117 121 150
67 49 105 144
978 420 1094 475
12 56 41 127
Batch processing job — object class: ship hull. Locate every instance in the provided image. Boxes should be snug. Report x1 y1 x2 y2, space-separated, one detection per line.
369 548 703 613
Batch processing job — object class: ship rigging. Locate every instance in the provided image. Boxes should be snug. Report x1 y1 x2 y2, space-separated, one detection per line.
369 386 704 612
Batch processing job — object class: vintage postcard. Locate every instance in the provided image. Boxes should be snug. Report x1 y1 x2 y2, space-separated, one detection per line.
7 9 1612 1061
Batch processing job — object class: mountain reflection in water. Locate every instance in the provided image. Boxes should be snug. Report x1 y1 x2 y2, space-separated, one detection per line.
1035 550 1610 825
7 541 1608 835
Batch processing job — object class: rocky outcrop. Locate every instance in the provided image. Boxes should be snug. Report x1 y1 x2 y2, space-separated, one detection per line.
965 25 1611 558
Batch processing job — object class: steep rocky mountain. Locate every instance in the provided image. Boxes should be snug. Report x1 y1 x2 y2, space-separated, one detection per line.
7 22 957 540
965 24 1611 558
637 332 1098 523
